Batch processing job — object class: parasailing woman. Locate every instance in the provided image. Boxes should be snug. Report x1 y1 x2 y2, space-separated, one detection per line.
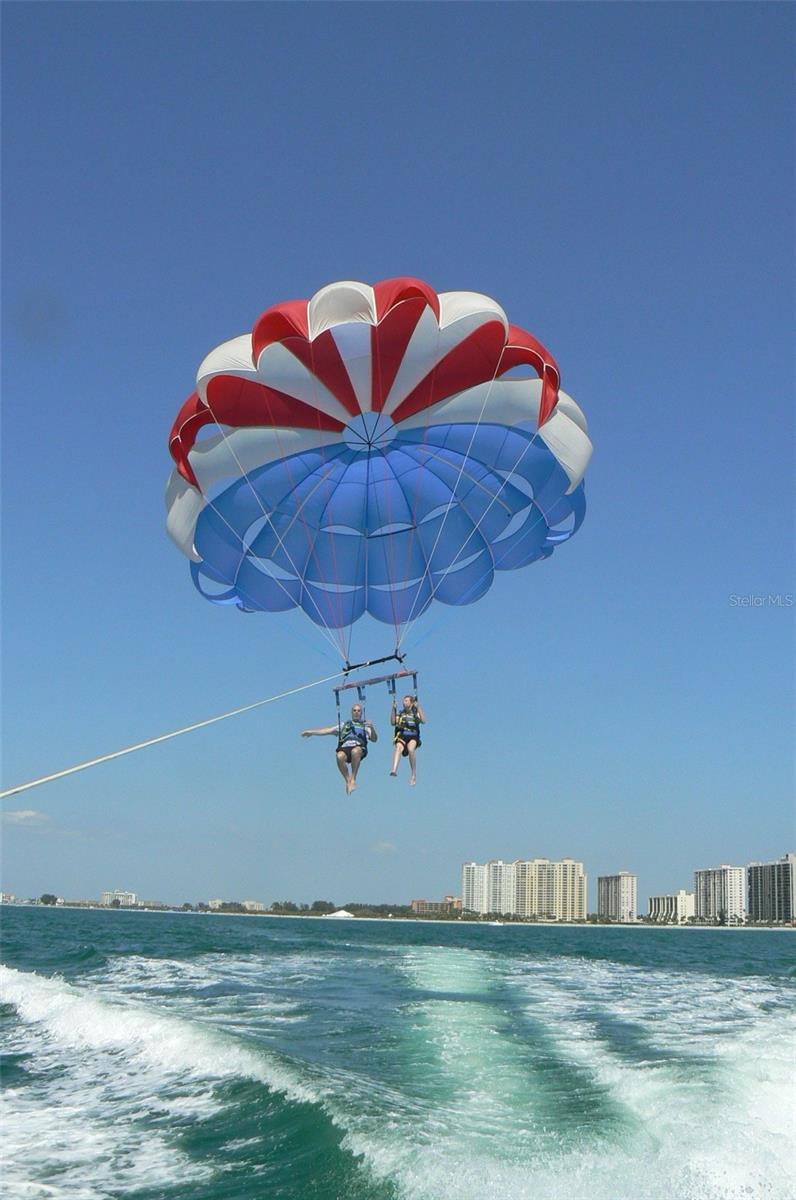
389 694 426 786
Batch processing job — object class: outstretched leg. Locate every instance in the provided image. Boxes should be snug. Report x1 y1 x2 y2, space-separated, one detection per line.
406 740 418 786
336 750 351 793
390 741 402 776
349 746 364 792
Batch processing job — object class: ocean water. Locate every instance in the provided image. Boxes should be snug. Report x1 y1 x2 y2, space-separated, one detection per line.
1 908 793 1200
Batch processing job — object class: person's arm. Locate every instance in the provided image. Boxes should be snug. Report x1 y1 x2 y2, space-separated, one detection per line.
414 702 427 724
367 721 378 743
301 725 339 738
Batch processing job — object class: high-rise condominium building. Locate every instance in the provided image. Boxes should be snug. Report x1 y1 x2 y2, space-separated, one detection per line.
747 853 795 923
647 890 695 923
462 862 486 914
486 860 517 915
462 860 514 915
597 873 638 922
694 865 745 923
462 858 586 920
515 858 587 921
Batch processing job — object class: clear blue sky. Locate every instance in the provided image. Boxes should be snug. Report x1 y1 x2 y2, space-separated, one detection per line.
2 2 793 909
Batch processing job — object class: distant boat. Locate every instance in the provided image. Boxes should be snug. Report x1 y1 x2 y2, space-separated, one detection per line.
490 920 505 926
323 909 356 919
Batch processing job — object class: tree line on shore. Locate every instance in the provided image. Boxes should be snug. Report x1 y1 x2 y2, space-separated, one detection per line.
32 896 792 925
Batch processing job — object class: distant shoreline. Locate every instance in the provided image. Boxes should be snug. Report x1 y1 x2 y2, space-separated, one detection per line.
3 904 793 931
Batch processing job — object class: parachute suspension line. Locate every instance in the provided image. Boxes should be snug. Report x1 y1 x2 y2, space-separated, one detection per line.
364 446 383 657
248 372 348 655
201 404 346 660
393 308 445 651
368 324 401 652
268 449 359 660
302 344 347 652
397 346 561 656
422 421 547 585
397 345 505 648
402 517 546 658
200 399 346 663
194 480 344 663
193 481 340 660
186 494 341 667
374 432 398 652
400 427 551 660
305 449 354 665
369 443 398 649
0 669 347 801
339 423 371 667
374 448 412 654
178 459 341 667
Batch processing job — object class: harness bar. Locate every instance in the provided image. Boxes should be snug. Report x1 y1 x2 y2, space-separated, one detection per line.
336 668 417 694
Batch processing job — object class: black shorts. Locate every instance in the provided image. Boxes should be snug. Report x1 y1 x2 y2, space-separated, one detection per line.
337 743 367 763
394 732 421 756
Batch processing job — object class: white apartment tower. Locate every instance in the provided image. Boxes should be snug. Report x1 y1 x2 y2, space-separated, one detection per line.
461 862 486 914
485 860 517 916
694 865 745 923
597 873 638 922
462 858 587 920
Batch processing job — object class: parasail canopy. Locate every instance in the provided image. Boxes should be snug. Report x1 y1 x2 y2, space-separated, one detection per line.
166 277 592 661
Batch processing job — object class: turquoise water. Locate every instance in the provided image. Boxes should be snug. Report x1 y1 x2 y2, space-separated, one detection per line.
1 907 793 1199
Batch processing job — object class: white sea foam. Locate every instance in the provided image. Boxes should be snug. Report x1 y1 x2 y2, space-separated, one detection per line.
1 1083 214 1200
0 964 324 1197
94 950 314 1010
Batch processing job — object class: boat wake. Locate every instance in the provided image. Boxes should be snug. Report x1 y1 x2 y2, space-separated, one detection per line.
1 940 793 1200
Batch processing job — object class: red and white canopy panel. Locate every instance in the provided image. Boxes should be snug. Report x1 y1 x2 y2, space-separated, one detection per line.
165 278 591 641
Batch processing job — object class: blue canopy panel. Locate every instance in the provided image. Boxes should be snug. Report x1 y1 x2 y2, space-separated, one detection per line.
189 423 586 627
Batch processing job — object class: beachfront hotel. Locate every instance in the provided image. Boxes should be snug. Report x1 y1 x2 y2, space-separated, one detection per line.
747 853 795 923
410 896 462 915
597 873 638 922
647 889 695 924
694 865 745 924
101 889 137 907
462 858 587 920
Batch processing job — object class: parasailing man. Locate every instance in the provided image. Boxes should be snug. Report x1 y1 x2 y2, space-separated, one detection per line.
302 703 377 795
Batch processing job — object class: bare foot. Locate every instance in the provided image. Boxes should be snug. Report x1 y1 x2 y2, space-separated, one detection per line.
349 777 357 793
410 776 416 786
345 776 353 795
